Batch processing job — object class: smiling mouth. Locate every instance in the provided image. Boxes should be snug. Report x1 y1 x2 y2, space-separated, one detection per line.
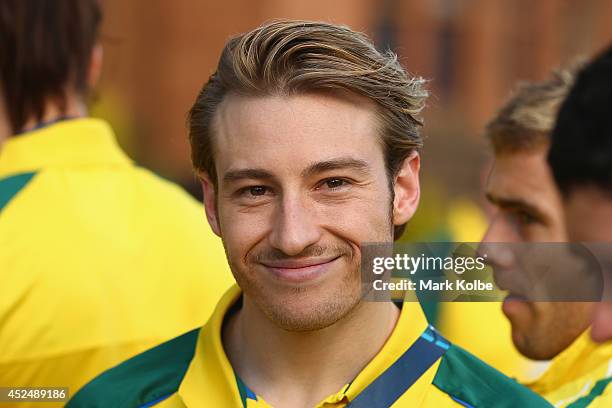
261 256 342 284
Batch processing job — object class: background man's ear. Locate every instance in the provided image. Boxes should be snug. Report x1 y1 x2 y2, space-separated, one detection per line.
199 173 221 237
87 43 103 89
393 151 421 226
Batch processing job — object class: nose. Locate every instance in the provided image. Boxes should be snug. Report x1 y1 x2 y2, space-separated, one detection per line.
481 211 518 244
268 192 322 256
479 212 517 270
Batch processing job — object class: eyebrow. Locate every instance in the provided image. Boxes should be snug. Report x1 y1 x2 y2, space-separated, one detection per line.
222 168 275 184
485 193 545 218
301 157 371 178
222 157 372 184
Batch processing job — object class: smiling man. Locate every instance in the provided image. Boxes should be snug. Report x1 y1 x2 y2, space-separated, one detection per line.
68 20 550 408
482 67 612 407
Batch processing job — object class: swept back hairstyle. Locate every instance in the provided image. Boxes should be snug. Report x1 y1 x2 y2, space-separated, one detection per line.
0 0 102 134
188 20 427 185
188 20 428 238
486 64 580 154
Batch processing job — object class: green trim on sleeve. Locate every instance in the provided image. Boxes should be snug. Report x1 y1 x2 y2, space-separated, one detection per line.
0 172 36 213
432 344 552 407
566 377 612 408
66 328 200 408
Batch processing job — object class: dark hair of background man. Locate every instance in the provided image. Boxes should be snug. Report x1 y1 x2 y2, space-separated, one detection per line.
548 46 612 195
0 0 101 134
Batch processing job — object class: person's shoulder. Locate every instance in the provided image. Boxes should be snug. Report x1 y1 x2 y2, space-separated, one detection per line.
66 328 200 408
0 171 37 213
433 344 552 407
129 168 209 223
131 168 196 202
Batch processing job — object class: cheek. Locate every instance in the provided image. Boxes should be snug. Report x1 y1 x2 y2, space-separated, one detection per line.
563 198 608 242
522 225 553 242
564 208 587 241
218 207 271 261
316 194 393 240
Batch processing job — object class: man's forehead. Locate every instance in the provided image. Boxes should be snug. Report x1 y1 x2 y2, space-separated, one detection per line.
219 92 376 131
487 151 552 203
212 93 384 173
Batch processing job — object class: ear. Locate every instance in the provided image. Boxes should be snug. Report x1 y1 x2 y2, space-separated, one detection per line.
393 151 420 226
199 172 221 237
0 88 10 142
87 43 104 89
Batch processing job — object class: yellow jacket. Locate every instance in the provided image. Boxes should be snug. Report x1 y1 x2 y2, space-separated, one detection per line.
526 330 612 407
68 286 550 407
0 118 234 405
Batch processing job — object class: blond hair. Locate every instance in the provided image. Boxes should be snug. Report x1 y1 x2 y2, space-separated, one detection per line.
487 64 581 154
188 20 428 184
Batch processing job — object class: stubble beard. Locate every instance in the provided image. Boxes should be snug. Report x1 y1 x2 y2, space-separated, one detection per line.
223 189 396 332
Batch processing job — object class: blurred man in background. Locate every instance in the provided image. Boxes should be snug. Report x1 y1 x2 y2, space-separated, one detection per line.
549 47 612 348
0 0 234 400
69 20 549 408
482 66 612 407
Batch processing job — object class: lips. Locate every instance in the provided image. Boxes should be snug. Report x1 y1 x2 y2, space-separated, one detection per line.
502 293 532 319
261 256 342 284
491 267 532 305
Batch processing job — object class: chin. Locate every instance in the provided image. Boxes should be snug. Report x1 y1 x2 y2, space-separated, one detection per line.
513 333 559 361
510 320 571 361
265 290 361 332
503 302 539 359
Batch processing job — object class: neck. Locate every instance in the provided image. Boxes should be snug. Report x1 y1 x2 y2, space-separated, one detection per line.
0 91 87 148
0 118 9 147
0 96 9 146
224 296 400 408
20 98 87 134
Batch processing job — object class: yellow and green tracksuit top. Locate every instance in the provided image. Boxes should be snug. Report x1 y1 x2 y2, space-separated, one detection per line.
525 330 612 407
0 118 234 402
68 285 551 407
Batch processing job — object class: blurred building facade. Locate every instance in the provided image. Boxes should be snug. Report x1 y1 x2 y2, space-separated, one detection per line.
95 0 612 198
